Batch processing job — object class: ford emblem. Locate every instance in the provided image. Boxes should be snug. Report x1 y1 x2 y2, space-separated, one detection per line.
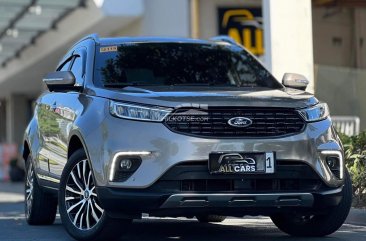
228 117 253 128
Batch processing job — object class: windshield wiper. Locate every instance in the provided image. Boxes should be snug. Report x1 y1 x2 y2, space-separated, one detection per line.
104 83 132 88
171 83 235 86
171 83 211 86
104 83 157 88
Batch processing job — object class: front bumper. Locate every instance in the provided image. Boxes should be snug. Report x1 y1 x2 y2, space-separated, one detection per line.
96 186 344 217
85 116 344 188
96 155 344 216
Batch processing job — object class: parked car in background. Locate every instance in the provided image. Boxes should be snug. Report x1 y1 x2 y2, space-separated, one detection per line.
23 34 351 241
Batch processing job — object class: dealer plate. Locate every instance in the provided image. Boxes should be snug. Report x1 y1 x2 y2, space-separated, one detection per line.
209 152 275 174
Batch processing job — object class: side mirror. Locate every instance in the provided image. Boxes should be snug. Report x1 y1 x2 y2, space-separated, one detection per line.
282 73 309 91
43 71 77 91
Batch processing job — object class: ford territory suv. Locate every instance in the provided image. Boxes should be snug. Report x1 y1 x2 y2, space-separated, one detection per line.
23 34 351 241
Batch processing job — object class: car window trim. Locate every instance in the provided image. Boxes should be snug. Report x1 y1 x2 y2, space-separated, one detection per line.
56 55 74 71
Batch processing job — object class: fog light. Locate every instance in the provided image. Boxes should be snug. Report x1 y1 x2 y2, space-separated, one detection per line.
116 157 141 174
111 157 142 182
326 156 341 179
120 159 133 170
109 152 149 182
326 157 337 169
321 150 344 179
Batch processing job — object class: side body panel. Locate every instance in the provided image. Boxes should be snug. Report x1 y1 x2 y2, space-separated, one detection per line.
47 93 77 177
24 38 97 183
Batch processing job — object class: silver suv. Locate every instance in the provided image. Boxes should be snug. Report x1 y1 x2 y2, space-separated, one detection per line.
23 34 351 241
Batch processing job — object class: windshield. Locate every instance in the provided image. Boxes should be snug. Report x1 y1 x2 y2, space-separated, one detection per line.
93 42 282 89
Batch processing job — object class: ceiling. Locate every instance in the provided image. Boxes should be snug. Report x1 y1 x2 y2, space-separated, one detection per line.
0 0 85 67
313 0 366 7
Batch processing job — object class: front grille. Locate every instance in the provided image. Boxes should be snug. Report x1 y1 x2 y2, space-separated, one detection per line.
164 107 305 138
180 179 321 192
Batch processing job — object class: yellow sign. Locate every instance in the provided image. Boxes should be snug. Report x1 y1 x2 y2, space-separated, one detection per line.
218 8 264 56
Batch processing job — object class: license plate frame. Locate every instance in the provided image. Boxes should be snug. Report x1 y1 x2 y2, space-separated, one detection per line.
208 152 275 174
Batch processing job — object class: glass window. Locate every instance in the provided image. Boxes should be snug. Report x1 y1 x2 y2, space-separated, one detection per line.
93 43 282 89
58 59 71 71
70 56 83 86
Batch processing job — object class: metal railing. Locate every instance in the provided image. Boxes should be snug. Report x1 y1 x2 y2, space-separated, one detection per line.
332 116 360 136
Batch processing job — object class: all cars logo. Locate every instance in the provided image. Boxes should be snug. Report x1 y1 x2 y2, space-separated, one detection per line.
218 8 264 56
217 153 256 173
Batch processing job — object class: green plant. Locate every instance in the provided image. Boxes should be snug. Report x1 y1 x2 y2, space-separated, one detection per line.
339 131 366 207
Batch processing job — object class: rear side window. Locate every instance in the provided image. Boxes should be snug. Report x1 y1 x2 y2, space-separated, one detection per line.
93 43 282 89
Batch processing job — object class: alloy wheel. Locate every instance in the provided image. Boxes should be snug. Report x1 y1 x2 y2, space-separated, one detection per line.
65 159 104 230
25 162 34 218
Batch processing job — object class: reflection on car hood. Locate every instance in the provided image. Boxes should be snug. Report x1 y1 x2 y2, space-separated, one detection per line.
92 86 318 109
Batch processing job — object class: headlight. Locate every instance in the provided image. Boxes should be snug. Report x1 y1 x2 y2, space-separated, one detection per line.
110 101 171 122
298 103 329 122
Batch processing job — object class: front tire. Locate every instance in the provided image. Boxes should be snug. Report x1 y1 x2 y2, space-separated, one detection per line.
270 170 352 237
59 149 130 241
25 156 58 225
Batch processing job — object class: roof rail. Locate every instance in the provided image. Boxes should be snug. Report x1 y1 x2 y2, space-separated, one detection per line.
210 35 237 45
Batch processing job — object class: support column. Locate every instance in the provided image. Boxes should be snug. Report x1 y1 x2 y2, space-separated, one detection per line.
263 0 314 93
6 94 29 147
0 100 6 142
190 0 200 38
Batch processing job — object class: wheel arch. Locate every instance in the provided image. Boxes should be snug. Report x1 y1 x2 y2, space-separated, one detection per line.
67 130 89 160
23 140 31 163
67 130 97 178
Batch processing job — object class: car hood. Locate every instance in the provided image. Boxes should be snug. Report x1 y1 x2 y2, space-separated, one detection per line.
91 86 318 109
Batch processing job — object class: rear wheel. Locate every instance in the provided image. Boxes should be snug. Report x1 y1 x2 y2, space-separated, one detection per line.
59 149 130 241
270 170 352 237
25 156 57 225
196 215 226 223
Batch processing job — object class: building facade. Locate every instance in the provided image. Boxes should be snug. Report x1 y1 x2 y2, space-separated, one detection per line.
1 0 338 151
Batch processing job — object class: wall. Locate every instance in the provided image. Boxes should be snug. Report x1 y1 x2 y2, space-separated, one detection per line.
312 7 354 67
315 64 366 130
312 7 366 69
313 6 366 131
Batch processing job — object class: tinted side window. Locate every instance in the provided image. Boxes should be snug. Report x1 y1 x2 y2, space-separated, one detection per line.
70 56 83 86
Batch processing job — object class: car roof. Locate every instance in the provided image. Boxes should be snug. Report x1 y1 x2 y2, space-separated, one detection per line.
97 36 225 46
